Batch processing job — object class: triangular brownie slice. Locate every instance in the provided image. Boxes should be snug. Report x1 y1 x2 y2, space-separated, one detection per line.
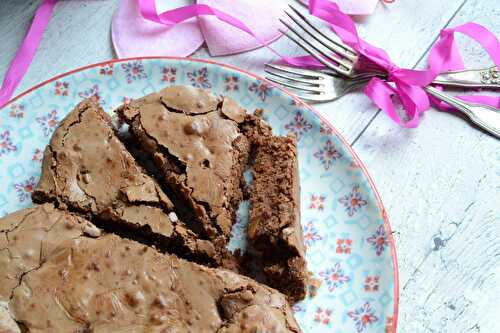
246 134 309 303
116 86 250 249
32 99 217 264
1 206 301 332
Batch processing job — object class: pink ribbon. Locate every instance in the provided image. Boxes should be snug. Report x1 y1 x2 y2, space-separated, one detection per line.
299 0 380 16
0 0 57 108
291 0 500 127
138 0 255 38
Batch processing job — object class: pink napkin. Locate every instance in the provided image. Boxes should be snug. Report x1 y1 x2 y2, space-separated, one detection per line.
112 0 287 57
196 0 287 56
112 0 204 57
299 0 379 15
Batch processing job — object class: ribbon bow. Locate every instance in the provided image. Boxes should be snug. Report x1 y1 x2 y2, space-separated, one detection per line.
292 0 500 127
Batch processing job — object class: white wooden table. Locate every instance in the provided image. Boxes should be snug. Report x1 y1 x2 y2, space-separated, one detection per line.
1 1 499 331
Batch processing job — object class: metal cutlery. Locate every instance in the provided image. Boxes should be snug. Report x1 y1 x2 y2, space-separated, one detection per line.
425 86 500 138
281 5 500 89
266 64 500 138
433 66 500 89
265 63 500 101
279 5 359 78
265 64 370 101
270 5 500 138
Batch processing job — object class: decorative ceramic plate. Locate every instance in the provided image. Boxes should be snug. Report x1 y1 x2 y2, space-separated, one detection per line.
0 57 398 333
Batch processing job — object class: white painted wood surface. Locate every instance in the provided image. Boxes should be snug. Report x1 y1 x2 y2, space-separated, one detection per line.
0 1 499 332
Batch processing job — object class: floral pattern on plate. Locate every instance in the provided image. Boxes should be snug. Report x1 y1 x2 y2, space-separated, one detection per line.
0 58 397 333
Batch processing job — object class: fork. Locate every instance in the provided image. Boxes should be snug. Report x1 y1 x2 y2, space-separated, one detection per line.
265 63 499 102
265 64 370 101
280 5 500 89
271 6 500 138
425 86 500 138
266 64 500 138
280 5 362 78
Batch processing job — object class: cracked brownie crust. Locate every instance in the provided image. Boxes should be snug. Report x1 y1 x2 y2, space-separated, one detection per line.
0 205 301 333
117 86 250 247
32 99 216 264
0 204 100 304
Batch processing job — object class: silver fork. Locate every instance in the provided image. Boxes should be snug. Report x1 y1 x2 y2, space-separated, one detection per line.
266 64 500 138
272 6 500 138
281 4 500 89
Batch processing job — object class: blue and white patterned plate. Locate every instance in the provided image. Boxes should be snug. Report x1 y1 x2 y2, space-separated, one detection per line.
0 57 398 333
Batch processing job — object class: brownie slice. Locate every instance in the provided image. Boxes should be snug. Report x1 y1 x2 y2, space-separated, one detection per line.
247 135 308 303
0 204 101 305
1 206 302 333
116 86 250 248
32 99 217 264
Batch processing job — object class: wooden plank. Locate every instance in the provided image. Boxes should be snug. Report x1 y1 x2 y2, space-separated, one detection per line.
352 0 500 331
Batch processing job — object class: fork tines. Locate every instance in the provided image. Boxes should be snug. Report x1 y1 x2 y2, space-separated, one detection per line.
281 5 358 78
264 64 336 102
264 64 321 100
265 64 326 91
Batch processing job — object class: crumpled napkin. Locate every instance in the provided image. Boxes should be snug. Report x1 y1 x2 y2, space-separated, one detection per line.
112 0 287 57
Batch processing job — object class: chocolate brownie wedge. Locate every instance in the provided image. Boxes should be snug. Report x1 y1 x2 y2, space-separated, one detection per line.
0 204 100 304
0 206 302 333
117 86 250 247
247 135 309 303
32 99 216 264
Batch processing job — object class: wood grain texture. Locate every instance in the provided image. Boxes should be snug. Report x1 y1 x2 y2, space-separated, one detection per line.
0 0 499 332
352 0 500 331
0 0 467 143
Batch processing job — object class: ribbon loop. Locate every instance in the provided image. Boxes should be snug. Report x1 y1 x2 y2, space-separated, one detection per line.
288 1 500 127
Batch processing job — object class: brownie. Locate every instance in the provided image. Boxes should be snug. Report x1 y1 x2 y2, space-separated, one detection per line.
0 206 301 333
32 99 217 264
116 86 250 248
0 204 100 303
247 135 309 303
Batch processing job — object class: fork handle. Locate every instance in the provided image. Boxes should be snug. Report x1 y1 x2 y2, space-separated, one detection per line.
425 86 500 139
433 66 500 89
328 66 500 89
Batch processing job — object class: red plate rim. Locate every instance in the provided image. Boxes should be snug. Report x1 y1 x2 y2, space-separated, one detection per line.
1 56 399 333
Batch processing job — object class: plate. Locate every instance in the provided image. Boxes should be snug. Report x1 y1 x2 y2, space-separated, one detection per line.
0 57 398 333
